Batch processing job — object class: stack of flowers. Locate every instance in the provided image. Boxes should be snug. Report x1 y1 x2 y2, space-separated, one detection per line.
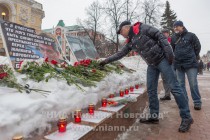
17 58 134 90
0 64 50 95
0 64 22 91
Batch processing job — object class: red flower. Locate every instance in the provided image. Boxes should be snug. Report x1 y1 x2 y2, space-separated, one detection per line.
45 57 49 62
92 69 96 73
51 60 58 65
0 72 8 79
79 60 84 65
74 62 79 67
83 64 88 67
85 59 91 64
19 61 24 68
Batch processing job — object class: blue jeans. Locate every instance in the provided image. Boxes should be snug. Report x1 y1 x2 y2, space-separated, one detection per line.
161 72 171 97
160 65 176 97
147 59 192 119
176 67 202 105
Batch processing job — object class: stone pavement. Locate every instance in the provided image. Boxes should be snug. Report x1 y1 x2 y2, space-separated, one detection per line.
117 71 210 140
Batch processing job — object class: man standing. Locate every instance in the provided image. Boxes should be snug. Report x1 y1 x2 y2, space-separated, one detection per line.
160 29 172 100
208 62 210 71
162 29 171 43
100 21 193 132
171 21 202 110
198 60 204 75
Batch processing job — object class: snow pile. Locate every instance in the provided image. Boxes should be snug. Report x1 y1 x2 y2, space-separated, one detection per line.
0 56 147 139
0 56 9 65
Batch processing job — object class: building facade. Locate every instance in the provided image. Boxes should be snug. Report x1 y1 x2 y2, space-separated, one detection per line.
0 0 45 55
44 20 105 43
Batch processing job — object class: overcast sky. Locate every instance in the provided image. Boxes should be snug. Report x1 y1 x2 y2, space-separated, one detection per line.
36 0 210 55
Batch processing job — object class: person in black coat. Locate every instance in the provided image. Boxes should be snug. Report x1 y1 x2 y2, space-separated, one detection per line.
171 20 202 110
198 60 204 75
100 21 193 132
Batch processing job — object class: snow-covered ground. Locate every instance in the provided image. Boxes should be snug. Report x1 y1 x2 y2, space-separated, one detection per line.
0 56 147 139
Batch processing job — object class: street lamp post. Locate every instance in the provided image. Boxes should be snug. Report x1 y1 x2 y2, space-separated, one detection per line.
2 12 6 20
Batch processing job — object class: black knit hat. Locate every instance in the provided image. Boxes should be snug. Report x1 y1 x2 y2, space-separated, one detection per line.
161 29 169 33
117 21 131 34
173 20 184 27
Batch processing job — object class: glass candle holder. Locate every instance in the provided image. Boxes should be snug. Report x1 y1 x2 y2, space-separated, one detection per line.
135 84 139 89
120 90 124 97
57 117 67 133
130 86 134 92
88 104 95 115
102 98 107 107
109 93 115 98
74 110 82 123
125 88 129 95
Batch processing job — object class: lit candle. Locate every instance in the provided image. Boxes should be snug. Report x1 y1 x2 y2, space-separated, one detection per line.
12 135 23 140
88 104 95 115
120 90 124 97
130 86 134 92
109 93 115 98
135 84 139 89
125 88 129 95
74 110 82 123
102 98 107 107
57 117 67 133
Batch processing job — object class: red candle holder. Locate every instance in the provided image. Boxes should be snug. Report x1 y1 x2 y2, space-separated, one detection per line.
102 98 107 107
74 110 82 123
88 104 95 115
12 135 23 140
120 90 124 97
109 93 115 98
57 117 67 133
135 84 139 89
125 88 129 95
130 86 134 92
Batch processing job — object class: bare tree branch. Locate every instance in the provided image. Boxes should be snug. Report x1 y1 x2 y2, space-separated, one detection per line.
80 0 102 45
140 0 164 27
102 0 127 52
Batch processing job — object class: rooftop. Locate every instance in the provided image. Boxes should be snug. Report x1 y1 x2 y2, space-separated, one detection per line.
43 20 83 33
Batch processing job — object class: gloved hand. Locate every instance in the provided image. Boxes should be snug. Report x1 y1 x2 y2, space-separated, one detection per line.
163 46 174 65
99 60 108 67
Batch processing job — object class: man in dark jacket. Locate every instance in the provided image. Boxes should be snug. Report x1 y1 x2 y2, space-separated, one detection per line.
207 62 210 71
171 21 202 110
100 21 193 132
198 60 204 75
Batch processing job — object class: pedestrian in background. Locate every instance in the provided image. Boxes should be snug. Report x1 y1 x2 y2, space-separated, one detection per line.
198 60 204 75
160 29 173 100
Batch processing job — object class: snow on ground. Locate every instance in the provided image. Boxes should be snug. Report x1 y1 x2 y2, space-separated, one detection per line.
0 56 147 139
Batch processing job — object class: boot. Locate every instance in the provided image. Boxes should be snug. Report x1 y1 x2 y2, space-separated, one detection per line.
178 118 194 132
160 96 171 101
139 117 159 124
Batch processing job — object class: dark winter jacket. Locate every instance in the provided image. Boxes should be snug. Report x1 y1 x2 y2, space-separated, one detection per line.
171 28 201 70
103 22 174 66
